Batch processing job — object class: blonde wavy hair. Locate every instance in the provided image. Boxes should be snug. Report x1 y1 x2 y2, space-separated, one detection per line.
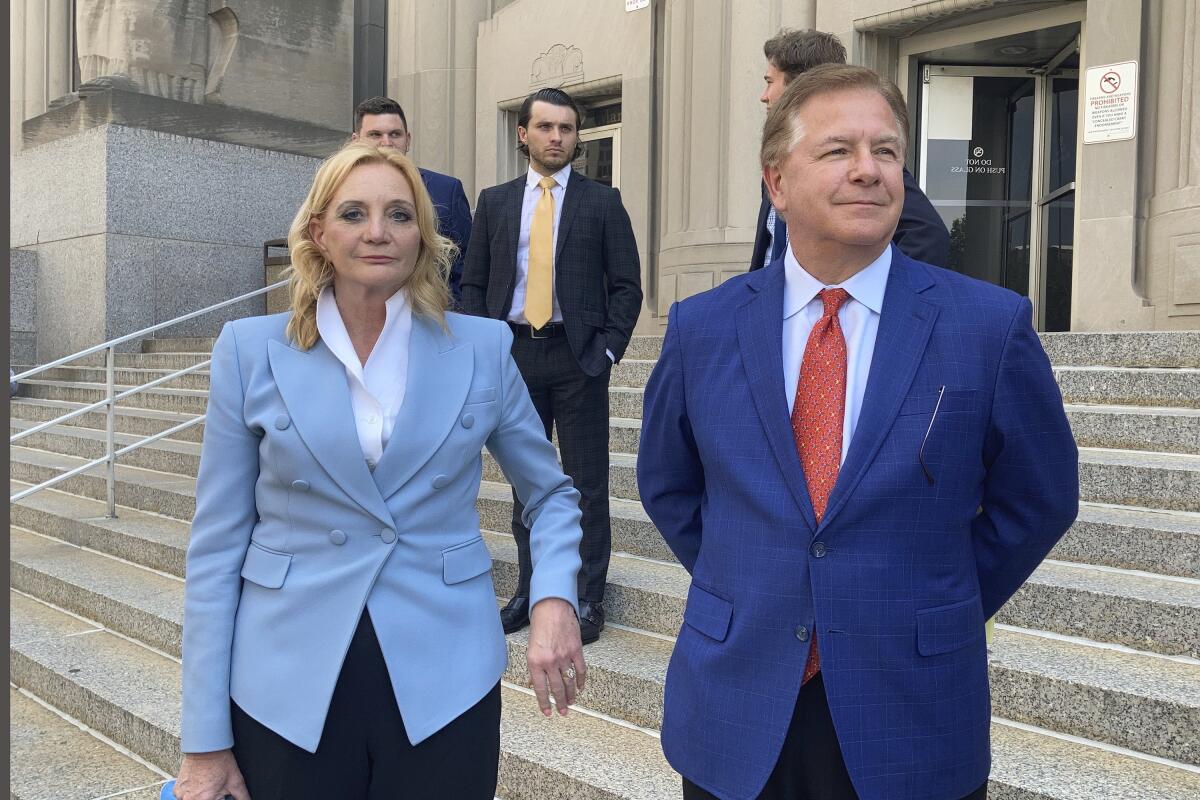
285 143 455 349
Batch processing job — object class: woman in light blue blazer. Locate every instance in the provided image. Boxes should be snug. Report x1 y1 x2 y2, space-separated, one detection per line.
175 144 587 800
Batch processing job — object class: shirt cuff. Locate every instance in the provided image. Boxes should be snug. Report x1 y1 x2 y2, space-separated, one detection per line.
606 349 616 364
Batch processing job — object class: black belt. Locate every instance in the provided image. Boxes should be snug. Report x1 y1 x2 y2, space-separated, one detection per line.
508 321 567 339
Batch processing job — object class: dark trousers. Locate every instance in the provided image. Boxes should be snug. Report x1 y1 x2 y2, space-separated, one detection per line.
231 612 500 800
681 673 987 800
508 332 611 602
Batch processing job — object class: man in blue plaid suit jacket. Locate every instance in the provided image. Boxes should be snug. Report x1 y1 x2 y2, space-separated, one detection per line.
638 66 1078 800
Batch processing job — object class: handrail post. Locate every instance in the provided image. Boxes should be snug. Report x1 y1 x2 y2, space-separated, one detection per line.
105 346 117 518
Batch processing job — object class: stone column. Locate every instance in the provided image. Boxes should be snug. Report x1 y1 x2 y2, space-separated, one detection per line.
655 0 792 315
1141 0 1200 329
387 0 490 192
1070 0 1156 330
10 1 73 156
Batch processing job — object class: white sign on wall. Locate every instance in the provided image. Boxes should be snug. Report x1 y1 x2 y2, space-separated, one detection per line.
626 0 649 10
1083 61 1138 144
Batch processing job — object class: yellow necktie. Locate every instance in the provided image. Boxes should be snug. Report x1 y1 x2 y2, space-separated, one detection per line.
525 175 557 330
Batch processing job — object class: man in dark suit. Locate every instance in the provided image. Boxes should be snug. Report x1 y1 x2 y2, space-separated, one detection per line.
639 65 1078 799
750 29 950 271
461 87 643 644
352 97 473 301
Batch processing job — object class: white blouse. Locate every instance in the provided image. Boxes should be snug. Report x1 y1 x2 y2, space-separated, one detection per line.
315 286 412 469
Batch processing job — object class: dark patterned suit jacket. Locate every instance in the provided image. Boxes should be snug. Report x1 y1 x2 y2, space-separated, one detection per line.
460 170 643 377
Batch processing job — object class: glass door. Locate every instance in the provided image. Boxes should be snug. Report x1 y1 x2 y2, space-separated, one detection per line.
919 64 1078 329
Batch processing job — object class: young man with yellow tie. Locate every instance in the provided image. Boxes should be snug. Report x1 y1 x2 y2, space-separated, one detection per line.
461 88 643 644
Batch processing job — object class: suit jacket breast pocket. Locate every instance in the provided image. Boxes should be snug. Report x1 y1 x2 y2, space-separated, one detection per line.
897 389 982 417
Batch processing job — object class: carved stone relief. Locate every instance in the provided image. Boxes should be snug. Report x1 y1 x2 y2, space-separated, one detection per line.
76 0 209 103
530 44 584 89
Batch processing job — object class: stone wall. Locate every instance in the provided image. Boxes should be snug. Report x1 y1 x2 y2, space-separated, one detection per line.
10 124 321 361
10 250 39 366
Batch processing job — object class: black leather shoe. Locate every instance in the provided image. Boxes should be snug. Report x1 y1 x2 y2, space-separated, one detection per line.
578 601 605 645
500 595 531 634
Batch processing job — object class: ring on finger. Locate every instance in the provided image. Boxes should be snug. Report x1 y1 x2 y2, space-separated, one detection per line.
562 664 577 682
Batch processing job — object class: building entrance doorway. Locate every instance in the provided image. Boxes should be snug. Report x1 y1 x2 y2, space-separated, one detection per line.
917 28 1079 330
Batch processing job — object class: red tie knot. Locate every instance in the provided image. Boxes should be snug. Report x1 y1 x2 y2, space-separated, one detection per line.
819 288 850 319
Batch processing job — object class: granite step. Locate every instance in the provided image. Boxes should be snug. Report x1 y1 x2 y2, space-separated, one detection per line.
10 591 185 773
35 365 211 392
1039 331 1200 369
1054 504 1200 580
987 721 1200 799
10 397 205 444
10 446 199 522
486 531 688 639
13 509 1198 772
1000 560 1200 659
11 420 202 478
10 592 680 799
9 481 190 577
614 331 1200 370
1064 404 1200 455
114 352 212 370
141 337 216 353
1077 447 1200 512
18 379 210 415
10 686 168 800
484 446 1200 512
10 527 184 657
1054 366 1200 408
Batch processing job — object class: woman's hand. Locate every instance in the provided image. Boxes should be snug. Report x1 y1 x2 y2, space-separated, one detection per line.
174 749 250 800
526 597 588 717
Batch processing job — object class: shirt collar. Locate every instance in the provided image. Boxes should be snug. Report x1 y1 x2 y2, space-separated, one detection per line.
783 245 892 319
316 284 410 378
526 163 572 191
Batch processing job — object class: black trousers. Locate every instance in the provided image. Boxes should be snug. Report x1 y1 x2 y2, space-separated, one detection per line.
231 612 500 800
508 332 611 602
681 673 987 800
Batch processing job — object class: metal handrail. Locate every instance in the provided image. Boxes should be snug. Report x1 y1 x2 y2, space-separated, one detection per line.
11 280 286 383
10 279 287 515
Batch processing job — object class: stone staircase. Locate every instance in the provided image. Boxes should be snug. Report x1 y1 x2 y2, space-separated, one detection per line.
10 331 1200 800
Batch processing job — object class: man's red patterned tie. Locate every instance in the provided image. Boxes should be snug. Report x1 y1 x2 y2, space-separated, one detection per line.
791 288 850 685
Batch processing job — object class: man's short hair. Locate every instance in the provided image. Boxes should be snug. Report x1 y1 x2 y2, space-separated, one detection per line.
763 29 847 81
760 64 909 170
354 96 408 133
517 87 584 160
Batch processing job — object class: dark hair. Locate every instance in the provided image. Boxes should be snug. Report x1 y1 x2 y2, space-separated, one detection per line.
763 29 847 82
354 96 408 133
516 88 584 160
761 64 909 170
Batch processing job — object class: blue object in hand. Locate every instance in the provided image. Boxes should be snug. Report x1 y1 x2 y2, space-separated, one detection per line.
159 781 175 800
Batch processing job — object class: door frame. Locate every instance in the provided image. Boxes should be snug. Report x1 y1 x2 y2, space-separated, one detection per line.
577 123 622 189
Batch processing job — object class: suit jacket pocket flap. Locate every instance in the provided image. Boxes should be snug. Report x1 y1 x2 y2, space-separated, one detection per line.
442 536 493 584
240 541 293 589
916 594 984 656
683 582 733 642
465 387 497 404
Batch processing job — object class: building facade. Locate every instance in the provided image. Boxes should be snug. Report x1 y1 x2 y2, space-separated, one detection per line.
393 0 1200 334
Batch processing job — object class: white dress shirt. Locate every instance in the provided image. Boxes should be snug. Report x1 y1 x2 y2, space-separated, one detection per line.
316 285 412 469
508 164 571 325
783 246 891 465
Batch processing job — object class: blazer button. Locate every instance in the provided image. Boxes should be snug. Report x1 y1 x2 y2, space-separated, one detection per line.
380 528 396 544
432 474 450 489
291 479 310 492
461 413 475 429
795 625 810 642
811 542 827 558
274 414 291 430
329 529 347 545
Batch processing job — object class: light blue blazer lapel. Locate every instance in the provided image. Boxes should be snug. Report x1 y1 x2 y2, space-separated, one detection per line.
736 263 818 534
820 250 939 530
371 315 473 500
267 338 393 528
